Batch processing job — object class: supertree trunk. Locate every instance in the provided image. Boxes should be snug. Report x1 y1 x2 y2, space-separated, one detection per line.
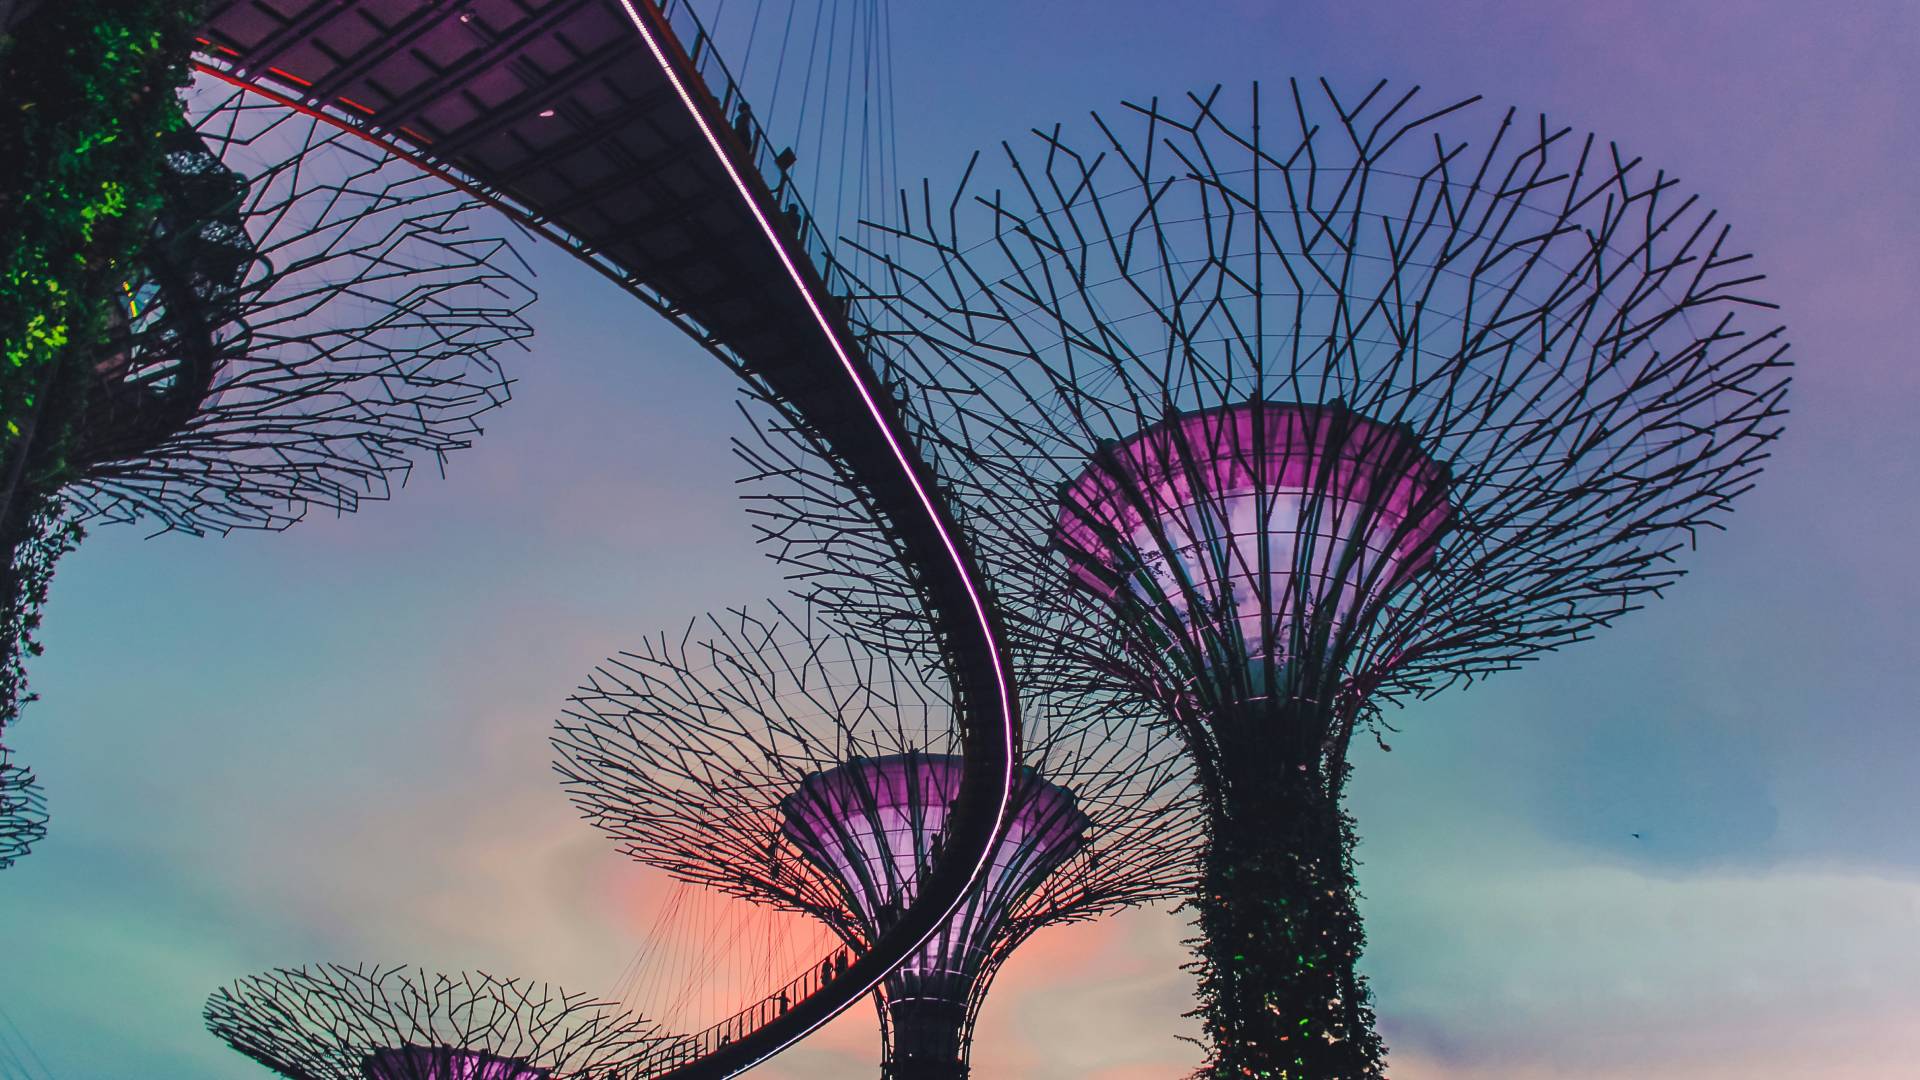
1193 709 1382 1079
884 998 970 1080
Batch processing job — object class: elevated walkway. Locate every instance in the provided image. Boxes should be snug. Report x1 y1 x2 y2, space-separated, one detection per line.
192 2 1017 1075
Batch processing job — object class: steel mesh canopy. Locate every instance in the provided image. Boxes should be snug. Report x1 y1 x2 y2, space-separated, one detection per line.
0 744 47 869
1053 400 1454 694
550 602 1198 1066
203 964 668 1080
778 752 1089 1002
730 79 1792 1075
64 84 535 535
788 79 1792 717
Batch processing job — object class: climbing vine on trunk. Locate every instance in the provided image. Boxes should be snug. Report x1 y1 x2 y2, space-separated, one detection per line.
0 0 200 727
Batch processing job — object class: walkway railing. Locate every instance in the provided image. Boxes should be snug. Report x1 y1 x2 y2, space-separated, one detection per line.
650 0 856 305
630 944 861 1073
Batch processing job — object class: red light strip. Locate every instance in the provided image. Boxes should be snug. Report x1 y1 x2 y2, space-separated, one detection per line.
191 63 553 241
264 65 311 87
610 0 1017 1073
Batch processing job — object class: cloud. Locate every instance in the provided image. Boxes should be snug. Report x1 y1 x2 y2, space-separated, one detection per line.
1371 860 1920 1076
973 905 1203 1076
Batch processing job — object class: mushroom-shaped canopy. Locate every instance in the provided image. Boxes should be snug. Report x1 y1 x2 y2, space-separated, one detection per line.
1056 401 1451 676
204 965 666 1080
780 752 1089 1002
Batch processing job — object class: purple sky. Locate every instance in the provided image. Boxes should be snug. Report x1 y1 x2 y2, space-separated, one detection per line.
2 2 1917 1076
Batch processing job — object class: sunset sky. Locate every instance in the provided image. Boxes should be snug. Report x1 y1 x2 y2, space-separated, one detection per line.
3 1 1918 1076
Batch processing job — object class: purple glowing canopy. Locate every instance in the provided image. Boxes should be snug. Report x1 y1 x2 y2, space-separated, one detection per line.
779 753 1088 1001
362 1046 549 1080
1055 401 1451 672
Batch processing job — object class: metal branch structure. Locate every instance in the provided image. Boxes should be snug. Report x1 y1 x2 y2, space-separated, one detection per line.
0 744 47 869
64 85 535 535
204 964 670 1079
552 603 1197 1078
739 81 1793 1076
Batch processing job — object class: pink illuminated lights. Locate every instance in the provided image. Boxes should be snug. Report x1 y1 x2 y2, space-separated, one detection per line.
361 1046 548 1080
780 754 1087 994
1056 402 1451 670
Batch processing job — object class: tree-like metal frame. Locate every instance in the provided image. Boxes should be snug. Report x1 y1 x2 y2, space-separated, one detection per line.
204 963 669 1079
742 80 1792 1076
65 85 535 536
0 744 47 870
552 602 1198 1077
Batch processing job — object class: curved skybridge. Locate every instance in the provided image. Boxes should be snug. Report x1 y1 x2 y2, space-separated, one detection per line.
192 2 1020 1076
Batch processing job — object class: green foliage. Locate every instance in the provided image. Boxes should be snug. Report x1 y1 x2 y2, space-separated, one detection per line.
1187 758 1385 1079
0 0 200 727
0 501 83 719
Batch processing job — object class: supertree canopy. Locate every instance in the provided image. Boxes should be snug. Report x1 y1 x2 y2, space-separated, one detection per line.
0 82 535 730
66 122 250 478
552 603 1198 1079
65 85 535 534
741 81 1793 1076
0 743 47 869
203 964 667 1079
780 753 1088 1074
1052 400 1455 703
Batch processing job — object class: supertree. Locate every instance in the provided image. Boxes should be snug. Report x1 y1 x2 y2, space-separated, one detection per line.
204 963 669 1079
0 83 534 727
551 603 1198 1079
740 82 1793 1075
63 84 535 534
0 743 47 869
0 0 204 732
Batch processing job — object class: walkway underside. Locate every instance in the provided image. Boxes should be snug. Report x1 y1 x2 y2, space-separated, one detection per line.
194 2 1016 1076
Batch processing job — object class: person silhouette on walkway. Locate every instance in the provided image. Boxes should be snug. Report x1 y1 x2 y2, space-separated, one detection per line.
733 102 756 152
